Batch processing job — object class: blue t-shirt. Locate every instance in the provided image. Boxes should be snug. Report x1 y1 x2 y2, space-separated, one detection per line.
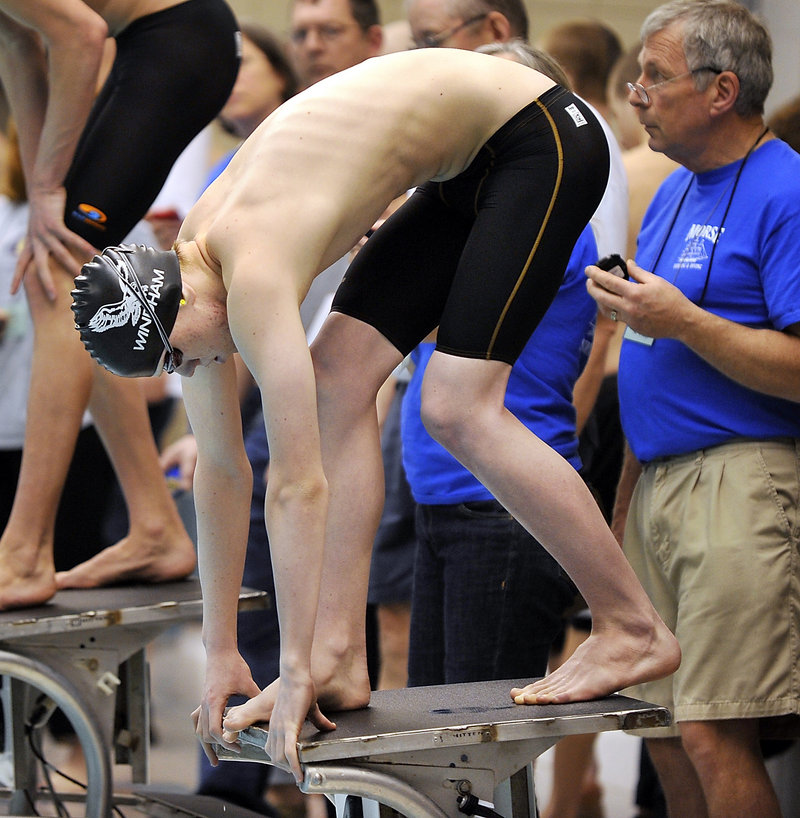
619 139 800 462
401 224 598 505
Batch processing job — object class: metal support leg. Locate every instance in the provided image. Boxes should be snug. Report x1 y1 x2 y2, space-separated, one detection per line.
116 648 151 782
314 763 540 818
0 650 112 818
494 764 537 818
3 678 38 815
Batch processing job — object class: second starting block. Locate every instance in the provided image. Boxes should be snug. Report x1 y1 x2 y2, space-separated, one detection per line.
0 579 268 817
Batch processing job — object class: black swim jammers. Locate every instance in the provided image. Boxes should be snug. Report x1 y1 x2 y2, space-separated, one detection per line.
331 86 609 365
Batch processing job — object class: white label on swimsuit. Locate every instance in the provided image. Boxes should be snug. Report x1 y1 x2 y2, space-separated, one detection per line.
564 103 587 128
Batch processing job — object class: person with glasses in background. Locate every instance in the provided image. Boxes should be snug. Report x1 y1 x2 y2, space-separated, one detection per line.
586 3 800 816
289 0 383 89
407 0 528 50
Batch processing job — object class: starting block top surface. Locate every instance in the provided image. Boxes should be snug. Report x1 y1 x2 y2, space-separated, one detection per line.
238 678 671 763
0 579 267 641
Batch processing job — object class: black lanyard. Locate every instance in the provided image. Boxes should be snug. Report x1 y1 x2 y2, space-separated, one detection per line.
648 126 769 307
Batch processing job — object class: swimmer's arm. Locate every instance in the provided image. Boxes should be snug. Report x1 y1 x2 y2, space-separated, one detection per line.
182 358 252 657
0 0 107 199
227 270 329 776
182 359 259 747
0 1 105 288
182 358 251 643
229 275 329 682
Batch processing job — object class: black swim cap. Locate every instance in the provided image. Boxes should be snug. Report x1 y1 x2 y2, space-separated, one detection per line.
72 244 182 378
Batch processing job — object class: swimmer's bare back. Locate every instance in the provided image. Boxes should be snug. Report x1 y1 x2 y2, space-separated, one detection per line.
182 49 556 291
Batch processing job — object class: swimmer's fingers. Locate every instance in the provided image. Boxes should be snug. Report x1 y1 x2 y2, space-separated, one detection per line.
191 705 221 766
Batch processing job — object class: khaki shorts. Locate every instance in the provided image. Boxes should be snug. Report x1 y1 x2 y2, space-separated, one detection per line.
624 438 800 737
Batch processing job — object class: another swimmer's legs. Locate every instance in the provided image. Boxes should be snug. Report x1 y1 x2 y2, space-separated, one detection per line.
308 312 404 711
0 270 87 609
420 352 680 704
0 252 194 611
56 363 196 589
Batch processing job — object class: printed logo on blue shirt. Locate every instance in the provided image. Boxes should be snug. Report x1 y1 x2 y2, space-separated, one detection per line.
675 224 725 269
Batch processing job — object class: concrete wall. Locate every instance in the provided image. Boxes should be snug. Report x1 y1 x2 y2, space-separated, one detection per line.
758 0 800 115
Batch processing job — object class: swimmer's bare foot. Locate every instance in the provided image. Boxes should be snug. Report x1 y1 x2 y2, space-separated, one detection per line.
511 619 680 705
222 655 372 739
0 537 58 610
221 677 350 732
55 521 196 589
221 679 285 737
313 651 372 714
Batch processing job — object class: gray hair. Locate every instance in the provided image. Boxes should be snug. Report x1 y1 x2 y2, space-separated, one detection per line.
640 0 772 116
476 40 572 90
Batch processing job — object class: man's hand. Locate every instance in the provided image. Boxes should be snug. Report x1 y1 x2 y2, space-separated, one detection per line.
12 184 97 298
585 258 698 341
221 675 336 783
159 433 198 494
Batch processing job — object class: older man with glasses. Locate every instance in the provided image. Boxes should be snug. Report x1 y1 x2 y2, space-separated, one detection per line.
586 2 800 816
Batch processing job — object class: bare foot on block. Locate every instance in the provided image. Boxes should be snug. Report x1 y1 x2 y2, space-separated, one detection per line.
511 619 680 704
0 539 58 610
55 522 196 589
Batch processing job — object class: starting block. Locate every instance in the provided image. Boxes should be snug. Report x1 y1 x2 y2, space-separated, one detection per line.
217 678 671 818
0 580 267 817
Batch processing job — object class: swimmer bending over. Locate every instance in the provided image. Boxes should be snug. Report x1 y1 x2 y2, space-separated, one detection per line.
72 48 680 782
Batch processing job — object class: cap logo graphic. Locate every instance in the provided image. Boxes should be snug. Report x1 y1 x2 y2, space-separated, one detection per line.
87 254 167 353
72 244 182 378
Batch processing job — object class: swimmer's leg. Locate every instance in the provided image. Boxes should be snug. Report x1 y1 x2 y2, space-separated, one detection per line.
0 267 86 609
419 351 681 704
308 312 405 711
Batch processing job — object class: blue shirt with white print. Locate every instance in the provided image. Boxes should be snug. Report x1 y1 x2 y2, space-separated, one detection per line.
619 139 800 461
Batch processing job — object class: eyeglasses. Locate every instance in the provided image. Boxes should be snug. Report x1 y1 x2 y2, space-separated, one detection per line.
413 13 488 48
290 22 358 45
627 66 722 105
